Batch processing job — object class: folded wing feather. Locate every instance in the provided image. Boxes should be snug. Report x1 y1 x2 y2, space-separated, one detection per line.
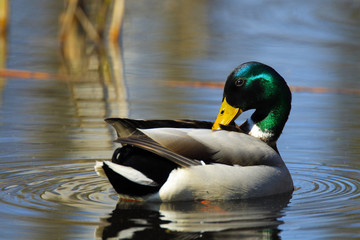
107 118 283 168
140 128 283 167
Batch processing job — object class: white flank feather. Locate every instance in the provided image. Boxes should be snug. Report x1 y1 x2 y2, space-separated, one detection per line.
95 161 158 186
147 164 293 202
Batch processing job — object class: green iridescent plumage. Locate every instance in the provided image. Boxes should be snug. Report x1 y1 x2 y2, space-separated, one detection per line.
223 62 291 143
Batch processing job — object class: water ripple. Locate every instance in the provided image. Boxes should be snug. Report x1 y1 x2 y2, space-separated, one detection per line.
288 162 360 215
0 161 117 221
1 158 359 234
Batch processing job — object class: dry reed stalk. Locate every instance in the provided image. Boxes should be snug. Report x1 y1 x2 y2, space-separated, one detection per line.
108 0 124 43
0 0 8 34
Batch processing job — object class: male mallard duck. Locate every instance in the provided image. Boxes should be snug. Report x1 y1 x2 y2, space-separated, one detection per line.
95 62 293 201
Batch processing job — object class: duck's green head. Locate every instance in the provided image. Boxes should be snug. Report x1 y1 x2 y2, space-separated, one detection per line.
212 62 291 143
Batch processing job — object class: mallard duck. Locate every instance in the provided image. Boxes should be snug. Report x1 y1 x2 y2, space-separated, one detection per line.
95 62 293 201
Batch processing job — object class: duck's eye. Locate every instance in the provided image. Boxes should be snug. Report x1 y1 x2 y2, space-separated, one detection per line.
234 79 245 87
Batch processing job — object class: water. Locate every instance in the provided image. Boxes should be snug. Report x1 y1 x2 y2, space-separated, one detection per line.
1 0 360 239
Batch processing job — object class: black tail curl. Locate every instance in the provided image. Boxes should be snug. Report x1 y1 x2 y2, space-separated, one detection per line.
103 146 178 197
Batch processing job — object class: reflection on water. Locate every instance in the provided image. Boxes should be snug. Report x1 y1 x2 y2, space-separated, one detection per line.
97 194 291 239
1 0 360 239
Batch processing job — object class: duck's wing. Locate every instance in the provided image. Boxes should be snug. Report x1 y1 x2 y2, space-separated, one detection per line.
115 133 202 168
107 118 219 164
139 128 282 167
106 119 281 167
105 118 214 137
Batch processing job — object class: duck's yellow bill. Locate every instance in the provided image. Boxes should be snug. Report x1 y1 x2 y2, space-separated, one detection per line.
212 98 242 130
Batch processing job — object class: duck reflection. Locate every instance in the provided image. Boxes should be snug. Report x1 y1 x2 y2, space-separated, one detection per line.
96 193 291 240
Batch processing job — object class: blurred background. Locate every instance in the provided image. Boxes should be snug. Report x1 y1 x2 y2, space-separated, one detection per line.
0 0 359 239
